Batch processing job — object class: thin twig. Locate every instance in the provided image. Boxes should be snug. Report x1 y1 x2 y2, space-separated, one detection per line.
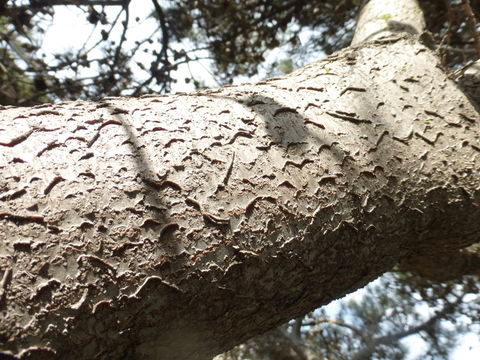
439 0 454 65
112 0 131 68
462 0 480 58
31 1 126 6
84 4 126 54
152 0 170 66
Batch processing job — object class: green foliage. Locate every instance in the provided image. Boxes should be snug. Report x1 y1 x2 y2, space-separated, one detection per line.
0 15 50 105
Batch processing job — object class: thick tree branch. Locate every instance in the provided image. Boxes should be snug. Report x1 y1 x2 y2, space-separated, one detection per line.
1 6 480 355
402 243 480 281
352 0 426 45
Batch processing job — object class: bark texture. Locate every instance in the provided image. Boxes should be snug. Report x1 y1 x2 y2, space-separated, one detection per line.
352 0 425 45
1 35 480 359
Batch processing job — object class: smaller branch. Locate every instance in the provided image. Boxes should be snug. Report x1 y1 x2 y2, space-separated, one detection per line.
152 0 170 64
438 46 477 54
439 0 454 65
462 0 480 58
84 5 125 54
402 246 480 281
112 0 130 68
31 0 127 6
449 60 476 78
78 19 100 55
302 318 367 342
292 317 303 338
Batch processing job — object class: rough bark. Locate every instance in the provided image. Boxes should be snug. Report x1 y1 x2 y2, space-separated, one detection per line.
1 34 480 359
352 0 426 45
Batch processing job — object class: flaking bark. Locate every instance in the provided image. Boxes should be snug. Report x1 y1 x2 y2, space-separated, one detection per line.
1 35 480 359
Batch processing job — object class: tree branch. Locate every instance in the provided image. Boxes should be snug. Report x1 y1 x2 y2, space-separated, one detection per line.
351 296 463 360
302 318 366 342
401 243 480 281
352 0 426 45
152 0 170 68
462 0 480 58
31 0 127 6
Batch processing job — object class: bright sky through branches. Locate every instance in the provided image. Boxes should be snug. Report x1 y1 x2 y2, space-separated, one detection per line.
40 4 218 95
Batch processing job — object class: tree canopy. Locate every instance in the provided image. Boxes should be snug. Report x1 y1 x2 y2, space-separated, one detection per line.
1 0 479 103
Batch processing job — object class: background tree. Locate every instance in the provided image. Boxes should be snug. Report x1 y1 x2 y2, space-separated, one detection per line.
1 0 480 359
1 0 479 102
216 273 480 360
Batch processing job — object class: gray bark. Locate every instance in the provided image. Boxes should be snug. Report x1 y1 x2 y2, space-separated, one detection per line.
352 0 425 45
1 35 480 360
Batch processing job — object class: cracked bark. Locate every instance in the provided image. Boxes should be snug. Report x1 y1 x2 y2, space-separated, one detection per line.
0 31 480 360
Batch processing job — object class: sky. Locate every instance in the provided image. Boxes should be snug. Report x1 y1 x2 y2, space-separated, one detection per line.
35 3 480 359
326 280 480 360
40 2 218 93
39 1 313 95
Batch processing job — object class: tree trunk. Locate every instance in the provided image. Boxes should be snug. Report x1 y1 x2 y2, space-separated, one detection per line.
1 28 479 360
